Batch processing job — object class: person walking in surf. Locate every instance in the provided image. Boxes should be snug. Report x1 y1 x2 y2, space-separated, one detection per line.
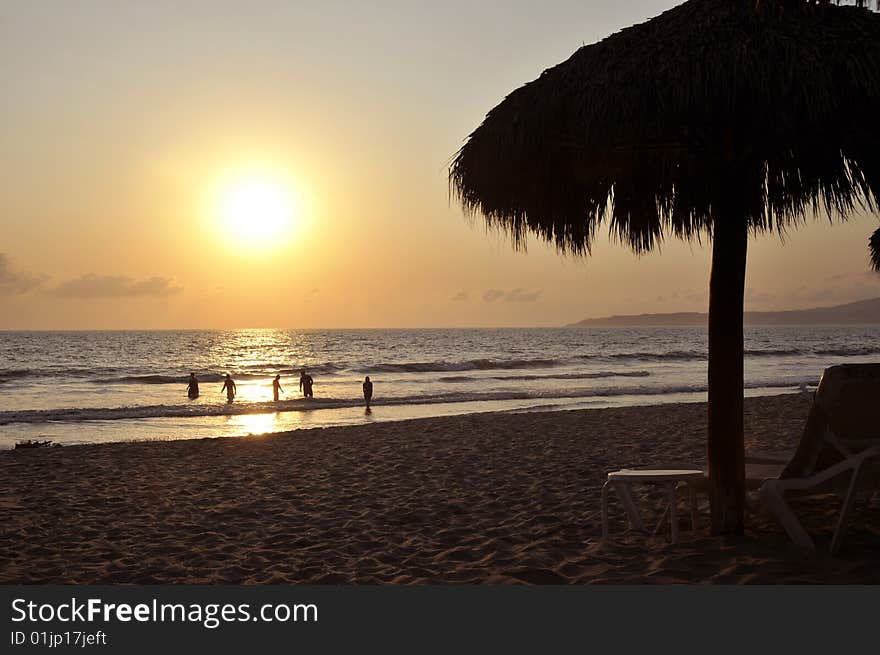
221 373 237 404
362 376 373 410
186 372 200 399
299 369 314 398
272 374 283 401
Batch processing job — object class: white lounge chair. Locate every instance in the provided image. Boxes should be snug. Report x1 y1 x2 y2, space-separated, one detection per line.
757 364 880 553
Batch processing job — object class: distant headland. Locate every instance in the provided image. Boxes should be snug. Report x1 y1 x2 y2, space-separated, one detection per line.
568 297 880 327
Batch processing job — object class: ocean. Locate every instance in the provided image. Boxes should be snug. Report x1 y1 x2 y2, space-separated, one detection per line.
1 326 879 448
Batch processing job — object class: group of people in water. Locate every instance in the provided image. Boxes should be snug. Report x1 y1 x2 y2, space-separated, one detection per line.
185 370 374 409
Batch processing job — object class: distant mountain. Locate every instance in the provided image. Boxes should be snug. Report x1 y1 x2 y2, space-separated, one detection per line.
568 297 880 327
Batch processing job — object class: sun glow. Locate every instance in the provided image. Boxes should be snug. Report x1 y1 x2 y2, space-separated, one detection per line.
212 170 300 250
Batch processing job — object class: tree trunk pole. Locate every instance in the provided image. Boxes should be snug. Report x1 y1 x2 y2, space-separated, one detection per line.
707 213 748 535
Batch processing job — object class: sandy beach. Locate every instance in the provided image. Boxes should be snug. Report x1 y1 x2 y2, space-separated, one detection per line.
2 393 879 584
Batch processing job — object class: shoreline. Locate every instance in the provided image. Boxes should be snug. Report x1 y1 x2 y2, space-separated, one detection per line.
0 386 800 450
2 391 796 453
3 393 880 584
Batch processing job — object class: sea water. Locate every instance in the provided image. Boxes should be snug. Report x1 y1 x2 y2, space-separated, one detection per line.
1 326 878 448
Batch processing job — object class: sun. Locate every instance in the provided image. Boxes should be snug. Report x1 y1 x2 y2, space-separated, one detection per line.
213 172 299 249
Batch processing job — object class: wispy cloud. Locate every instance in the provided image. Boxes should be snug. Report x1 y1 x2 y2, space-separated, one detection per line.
481 288 542 303
745 273 880 310
49 274 182 299
504 288 541 303
795 272 880 305
745 288 777 305
0 253 45 295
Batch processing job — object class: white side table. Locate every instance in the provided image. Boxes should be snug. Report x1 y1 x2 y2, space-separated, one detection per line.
600 468 704 543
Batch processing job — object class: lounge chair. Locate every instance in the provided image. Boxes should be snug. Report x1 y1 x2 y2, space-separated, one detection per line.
756 364 880 553
602 366 879 549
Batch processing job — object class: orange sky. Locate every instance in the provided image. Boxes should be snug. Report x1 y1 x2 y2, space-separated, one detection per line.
2 0 879 329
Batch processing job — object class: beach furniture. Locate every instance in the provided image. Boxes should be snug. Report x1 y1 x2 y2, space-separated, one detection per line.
755 364 880 553
600 469 704 543
603 365 880 551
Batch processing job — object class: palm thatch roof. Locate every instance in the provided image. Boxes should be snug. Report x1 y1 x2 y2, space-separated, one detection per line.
871 227 880 270
451 0 880 255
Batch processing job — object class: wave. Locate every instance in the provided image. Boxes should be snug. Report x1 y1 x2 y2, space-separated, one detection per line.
0 379 808 425
0 367 125 380
594 347 861 361
4 340 878 387
278 363 341 376
438 370 651 383
602 350 706 361
0 399 362 425
361 358 562 374
745 348 803 356
0 369 32 384
602 349 805 361
745 347 879 357
95 374 223 385
0 369 32 379
92 373 269 385
88 364 344 385
813 347 880 357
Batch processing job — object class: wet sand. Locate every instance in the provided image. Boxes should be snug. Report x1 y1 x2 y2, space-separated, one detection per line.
2 393 879 584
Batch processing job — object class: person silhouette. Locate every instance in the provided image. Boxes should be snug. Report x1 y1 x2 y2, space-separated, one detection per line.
186 372 200 400
299 369 308 397
362 376 373 409
304 373 314 398
272 374 283 401
221 374 236 404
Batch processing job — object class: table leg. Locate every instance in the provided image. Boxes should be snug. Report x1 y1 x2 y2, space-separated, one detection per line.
688 484 698 531
669 482 678 543
615 482 644 532
601 481 610 539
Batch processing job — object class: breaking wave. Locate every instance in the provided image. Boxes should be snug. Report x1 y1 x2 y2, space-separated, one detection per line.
360 358 562 373
0 378 807 426
438 370 651 383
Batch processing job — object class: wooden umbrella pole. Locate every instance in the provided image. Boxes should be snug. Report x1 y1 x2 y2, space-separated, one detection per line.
707 208 748 535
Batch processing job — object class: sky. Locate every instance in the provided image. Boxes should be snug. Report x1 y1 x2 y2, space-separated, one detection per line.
2 0 879 329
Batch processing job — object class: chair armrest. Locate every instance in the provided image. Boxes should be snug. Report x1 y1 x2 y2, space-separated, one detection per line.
823 428 854 459
768 445 880 492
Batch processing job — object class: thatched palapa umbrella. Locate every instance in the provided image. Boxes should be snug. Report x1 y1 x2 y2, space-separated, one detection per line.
871 227 880 270
451 0 880 534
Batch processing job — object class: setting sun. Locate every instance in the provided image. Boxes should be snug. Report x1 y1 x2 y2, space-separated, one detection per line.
213 172 299 249
8 0 880 605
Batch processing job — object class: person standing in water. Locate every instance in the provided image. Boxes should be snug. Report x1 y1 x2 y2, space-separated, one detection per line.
186 372 200 399
303 373 314 398
272 374 283 401
299 369 308 397
221 373 236 404
362 376 373 409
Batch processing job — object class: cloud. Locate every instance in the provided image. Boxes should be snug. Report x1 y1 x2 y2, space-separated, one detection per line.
49 274 182 299
743 273 880 310
786 273 879 307
745 288 778 305
655 291 680 303
452 290 469 302
682 289 708 304
504 288 542 303
482 288 542 303
0 253 45 295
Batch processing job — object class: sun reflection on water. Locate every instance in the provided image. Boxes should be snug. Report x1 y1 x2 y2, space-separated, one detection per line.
226 412 281 436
